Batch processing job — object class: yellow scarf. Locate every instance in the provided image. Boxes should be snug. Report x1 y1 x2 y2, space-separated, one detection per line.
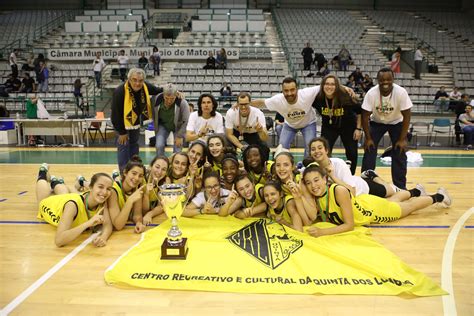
123 81 152 130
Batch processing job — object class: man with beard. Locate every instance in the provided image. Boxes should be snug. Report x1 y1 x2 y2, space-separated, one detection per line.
361 67 412 190
249 77 320 158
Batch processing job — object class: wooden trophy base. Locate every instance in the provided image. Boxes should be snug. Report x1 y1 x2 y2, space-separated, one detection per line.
161 237 189 260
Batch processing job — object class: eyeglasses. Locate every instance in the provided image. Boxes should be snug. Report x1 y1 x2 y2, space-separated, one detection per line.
205 184 220 191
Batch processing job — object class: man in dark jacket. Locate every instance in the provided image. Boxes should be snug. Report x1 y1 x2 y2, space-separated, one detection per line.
111 68 162 171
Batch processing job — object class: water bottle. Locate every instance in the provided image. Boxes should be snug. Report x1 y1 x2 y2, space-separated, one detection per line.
64 112 68 119
16 112 20 119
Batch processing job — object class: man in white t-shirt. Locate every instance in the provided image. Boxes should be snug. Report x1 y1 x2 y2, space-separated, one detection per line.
414 46 423 79
92 52 106 88
361 67 413 189
449 87 462 100
250 77 320 157
117 50 129 82
186 93 224 143
226 92 268 151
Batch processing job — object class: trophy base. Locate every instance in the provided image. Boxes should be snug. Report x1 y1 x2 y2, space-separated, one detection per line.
161 237 189 260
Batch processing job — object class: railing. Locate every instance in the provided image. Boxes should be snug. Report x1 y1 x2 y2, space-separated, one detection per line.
0 10 81 59
380 31 438 66
270 8 298 81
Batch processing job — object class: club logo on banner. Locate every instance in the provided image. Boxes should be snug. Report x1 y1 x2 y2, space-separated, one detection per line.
104 217 447 296
227 219 303 270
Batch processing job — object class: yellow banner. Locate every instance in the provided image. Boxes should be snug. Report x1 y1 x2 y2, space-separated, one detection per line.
105 216 446 296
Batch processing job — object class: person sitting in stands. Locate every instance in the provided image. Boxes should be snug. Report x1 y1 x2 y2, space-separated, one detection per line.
434 86 449 112
20 73 36 93
216 48 227 69
203 52 216 69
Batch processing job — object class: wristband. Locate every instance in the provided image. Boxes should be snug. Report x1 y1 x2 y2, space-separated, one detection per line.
356 128 362 131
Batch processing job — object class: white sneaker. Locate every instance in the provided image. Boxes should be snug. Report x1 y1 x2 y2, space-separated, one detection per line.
415 183 427 196
437 187 452 208
112 169 120 181
75 175 86 191
39 163 49 172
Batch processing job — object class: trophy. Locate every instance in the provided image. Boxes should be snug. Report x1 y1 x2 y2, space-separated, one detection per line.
159 183 189 259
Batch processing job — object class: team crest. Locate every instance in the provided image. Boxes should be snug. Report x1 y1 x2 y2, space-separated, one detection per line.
226 219 303 269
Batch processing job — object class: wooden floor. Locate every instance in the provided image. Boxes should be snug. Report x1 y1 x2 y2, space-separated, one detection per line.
0 159 473 315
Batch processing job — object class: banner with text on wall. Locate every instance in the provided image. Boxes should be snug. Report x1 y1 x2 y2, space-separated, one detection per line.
104 216 446 296
47 47 239 61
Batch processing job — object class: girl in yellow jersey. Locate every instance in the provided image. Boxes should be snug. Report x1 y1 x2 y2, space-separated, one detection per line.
166 152 189 185
220 174 266 218
300 164 452 237
142 156 169 225
273 152 303 195
187 141 207 195
262 181 303 232
242 144 273 186
108 155 147 233
36 163 113 247
221 154 240 191
204 135 231 176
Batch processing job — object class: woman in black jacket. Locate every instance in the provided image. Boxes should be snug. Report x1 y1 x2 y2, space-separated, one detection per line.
312 74 362 174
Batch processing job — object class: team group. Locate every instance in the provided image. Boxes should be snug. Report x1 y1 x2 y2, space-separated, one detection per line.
35 67 452 247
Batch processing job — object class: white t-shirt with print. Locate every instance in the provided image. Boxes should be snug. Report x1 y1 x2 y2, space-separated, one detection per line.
186 111 224 141
330 158 369 196
264 86 320 129
225 106 266 134
362 84 413 125
191 189 230 210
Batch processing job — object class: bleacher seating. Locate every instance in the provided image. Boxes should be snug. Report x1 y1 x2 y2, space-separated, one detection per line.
0 10 70 51
273 9 385 84
364 10 474 94
171 63 288 99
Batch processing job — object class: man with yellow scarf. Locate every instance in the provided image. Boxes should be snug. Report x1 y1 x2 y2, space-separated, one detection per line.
111 68 162 171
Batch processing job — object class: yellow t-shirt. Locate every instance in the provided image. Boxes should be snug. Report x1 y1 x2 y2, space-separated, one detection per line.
267 194 294 224
37 193 100 227
316 184 402 226
282 173 302 196
242 183 265 208
112 181 127 209
249 161 274 186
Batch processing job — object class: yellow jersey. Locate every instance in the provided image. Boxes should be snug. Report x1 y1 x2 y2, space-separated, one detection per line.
37 193 101 227
267 194 294 224
316 184 402 226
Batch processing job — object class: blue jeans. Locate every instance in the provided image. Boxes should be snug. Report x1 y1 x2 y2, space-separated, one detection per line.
462 125 474 145
38 80 48 92
279 122 317 158
117 129 140 172
339 60 349 71
361 121 407 189
94 71 101 87
155 125 182 156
